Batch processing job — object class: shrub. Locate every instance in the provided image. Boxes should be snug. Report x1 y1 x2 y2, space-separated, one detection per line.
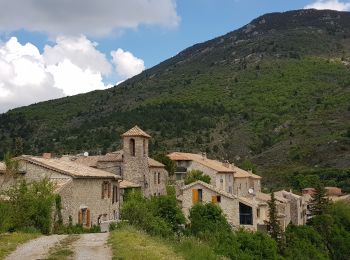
184 170 211 185
3 178 55 234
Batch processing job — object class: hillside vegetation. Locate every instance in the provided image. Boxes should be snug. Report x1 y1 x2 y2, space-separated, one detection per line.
1 9 350 189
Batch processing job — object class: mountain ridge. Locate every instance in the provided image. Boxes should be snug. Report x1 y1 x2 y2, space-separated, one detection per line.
1 9 350 189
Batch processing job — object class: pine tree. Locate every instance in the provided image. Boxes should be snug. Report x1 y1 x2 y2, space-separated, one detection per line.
14 137 24 157
308 184 329 218
267 192 282 242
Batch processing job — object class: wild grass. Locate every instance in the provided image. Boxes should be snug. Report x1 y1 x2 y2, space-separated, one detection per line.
46 235 79 260
0 232 40 260
108 225 220 260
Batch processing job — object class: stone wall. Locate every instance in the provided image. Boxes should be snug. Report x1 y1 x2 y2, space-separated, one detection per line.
68 178 120 226
147 167 168 196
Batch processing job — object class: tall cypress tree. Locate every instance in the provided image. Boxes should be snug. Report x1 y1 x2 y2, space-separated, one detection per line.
308 184 329 218
267 192 282 241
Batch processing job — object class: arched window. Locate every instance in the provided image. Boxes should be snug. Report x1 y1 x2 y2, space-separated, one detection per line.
129 138 135 156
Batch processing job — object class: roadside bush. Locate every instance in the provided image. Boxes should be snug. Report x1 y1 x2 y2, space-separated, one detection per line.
2 179 55 234
121 192 182 237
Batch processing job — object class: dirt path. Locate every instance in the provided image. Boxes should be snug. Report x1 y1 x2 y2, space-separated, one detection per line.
72 233 112 260
5 234 68 260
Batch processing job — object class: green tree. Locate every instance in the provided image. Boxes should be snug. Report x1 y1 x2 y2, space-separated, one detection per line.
267 192 283 247
284 224 329 260
153 153 176 176
0 152 19 188
184 170 211 185
14 137 24 157
308 184 329 218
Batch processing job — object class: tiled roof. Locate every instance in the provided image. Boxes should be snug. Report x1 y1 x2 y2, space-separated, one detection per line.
182 180 257 206
168 152 261 179
148 157 165 168
256 192 289 203
19 156 120 179
120 180 141 189
182 180 237 199
71 151 123 167
121 125 151 138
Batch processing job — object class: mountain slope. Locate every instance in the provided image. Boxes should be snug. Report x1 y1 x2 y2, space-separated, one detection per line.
1 9 350 188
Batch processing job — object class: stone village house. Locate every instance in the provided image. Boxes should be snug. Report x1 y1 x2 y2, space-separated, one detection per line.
0 126 168 228
168 152 308 231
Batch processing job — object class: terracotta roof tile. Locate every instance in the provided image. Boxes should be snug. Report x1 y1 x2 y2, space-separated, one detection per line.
20 156 120 179
148 157 165 168
168 152 261 179
122 125 151 138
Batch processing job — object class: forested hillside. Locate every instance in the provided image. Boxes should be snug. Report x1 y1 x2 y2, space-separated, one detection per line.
1 9 350 189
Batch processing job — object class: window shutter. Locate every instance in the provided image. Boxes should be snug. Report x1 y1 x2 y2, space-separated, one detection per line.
192 189 198 204
212 196 217 204
78 210 83 225
86 209 91 227
108 182 111 198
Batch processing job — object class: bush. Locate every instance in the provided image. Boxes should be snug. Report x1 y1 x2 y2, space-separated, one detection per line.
2 179 55 234
184 170 211 185
120 191 179 237
284 224 329 260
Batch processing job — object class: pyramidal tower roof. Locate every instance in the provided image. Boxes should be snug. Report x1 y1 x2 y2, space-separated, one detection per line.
121 125 151 138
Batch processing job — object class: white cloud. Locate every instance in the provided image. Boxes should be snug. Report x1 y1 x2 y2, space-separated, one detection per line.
304 0 350 11
0 0 180 36
111 48 145 78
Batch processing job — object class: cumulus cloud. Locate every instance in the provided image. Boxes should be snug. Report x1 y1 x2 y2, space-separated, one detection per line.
111 48 145 78
0 0 180 36
0 36 144 113
304 0 350 11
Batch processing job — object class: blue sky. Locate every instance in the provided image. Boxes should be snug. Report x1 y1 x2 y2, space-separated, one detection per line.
0 0 349 112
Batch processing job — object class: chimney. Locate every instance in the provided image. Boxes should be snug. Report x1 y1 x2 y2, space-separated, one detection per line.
201 152 207 160
42 153 51 159
222 160 230 168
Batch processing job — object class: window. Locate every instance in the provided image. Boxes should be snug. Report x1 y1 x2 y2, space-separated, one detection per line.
102 181 110 199
257 208 260 218
192 189 203 204
229 186 232 194
212 195 221 203
158 172 161 184
78 208 91 227
154 172 157 184
129 138 135 156
239 203 253 225
143 139 146 156
112 185 118 204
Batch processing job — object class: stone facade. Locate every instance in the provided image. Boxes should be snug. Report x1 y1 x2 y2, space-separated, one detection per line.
181 181 258 230
0 156 121 228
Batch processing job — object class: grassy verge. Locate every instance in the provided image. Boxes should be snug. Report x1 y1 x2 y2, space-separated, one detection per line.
108 225 220 260
0 232 40 260
46 235 79 260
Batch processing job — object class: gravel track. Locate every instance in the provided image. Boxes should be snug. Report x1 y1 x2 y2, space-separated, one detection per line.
5 234 68 260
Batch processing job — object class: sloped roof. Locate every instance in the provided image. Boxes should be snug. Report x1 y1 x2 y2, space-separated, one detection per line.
72 151 123 167
19 156 120 179
148 157 165 168
120 180 141 189
121 125 151 138
256 192 289 203
182 180 237 199
182 180 257 206
168 152 261 179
